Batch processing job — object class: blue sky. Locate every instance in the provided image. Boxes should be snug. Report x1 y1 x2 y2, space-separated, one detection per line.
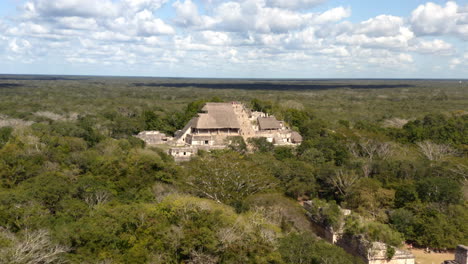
0 0 467 78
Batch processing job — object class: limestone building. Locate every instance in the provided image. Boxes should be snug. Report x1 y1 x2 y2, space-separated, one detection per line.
135 131 173 145
304 200 415 264
174 102 242 148
443 245 468 264
136 102 303 160
173 102 302 148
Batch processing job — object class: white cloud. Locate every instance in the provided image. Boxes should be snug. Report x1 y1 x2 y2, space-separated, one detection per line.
318 46 350 57
173 0 217 28
105 17 131 33
336 25 414 50
410 1 468 40
121 0 168 13
24 0 119 18
28 23 49 34
67 57 98 64
397 53 413 63
455 24 468 40
449 58 461 69
0 21 6 33
213 0 321 33
138 18 175 35
0 0 466 77
8 39 32 53
285 27 320 49
266 0 327 10
173 0 202 27
56 17 98 30
214 1 252 32
174 35 213 51
255 7 312 33
7 22 50 36
257 33 285 46
92 31 133 42
144 36 160 45
356 15 403 37
314 7 351 24
449 52 468 69
135 10 175 35
410 1 457 35
410 39 454 55
200 31 231 45
366 52 413 67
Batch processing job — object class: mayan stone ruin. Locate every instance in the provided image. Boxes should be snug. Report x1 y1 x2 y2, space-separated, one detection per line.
137 102 303 161
303 200 415 264
442 245 468 264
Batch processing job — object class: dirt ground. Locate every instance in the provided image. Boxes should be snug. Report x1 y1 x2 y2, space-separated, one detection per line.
411 249 454 264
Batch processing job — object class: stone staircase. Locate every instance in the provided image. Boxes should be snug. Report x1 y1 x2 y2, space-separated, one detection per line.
233 104 256 139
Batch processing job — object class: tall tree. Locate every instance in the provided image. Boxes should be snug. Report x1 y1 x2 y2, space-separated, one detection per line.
183 153 278 209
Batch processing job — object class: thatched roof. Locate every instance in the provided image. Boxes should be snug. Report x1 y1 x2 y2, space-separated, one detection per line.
291 131 303 143
184 117 199 130
194 103 240 129
258 117 282 130
176 117 199 138
201 102 227 112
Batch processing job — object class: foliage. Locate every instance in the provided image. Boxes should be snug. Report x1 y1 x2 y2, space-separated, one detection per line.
246 193 313 233
344 214 404 247
0 127 12 148
390 204 468 248
250 99 274 114
248 137 274 153
298 136 349 166
270 160 317 199
386 246 396 260
344 178 395 220
183 152 279 210
0 76 466 262
60 195 283 263
278 232 364 264
305 199 343 230
416 177 462 204
273 146 294 161
0 228 69 264
226 136 247 154
396 113 467 145
394 184 419 208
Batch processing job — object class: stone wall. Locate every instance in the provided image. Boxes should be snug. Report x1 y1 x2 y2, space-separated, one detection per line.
169 147 197 162
136 131 173 145
442 245 468 264
336 234 415 264
306 213 336 243
303 200 414 264
455 245 468 264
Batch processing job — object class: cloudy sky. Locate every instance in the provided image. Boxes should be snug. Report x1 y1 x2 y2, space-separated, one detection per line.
0 0 467 78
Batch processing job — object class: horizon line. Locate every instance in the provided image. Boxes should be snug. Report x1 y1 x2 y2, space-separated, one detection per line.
1 73 467 81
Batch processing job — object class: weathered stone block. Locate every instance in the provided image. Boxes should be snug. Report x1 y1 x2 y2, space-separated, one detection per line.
455 245 468 264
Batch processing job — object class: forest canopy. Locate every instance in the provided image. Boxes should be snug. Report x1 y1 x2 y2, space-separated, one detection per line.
0 77 466 263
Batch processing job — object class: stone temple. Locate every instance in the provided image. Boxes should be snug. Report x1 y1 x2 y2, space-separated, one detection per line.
136 102 302 161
